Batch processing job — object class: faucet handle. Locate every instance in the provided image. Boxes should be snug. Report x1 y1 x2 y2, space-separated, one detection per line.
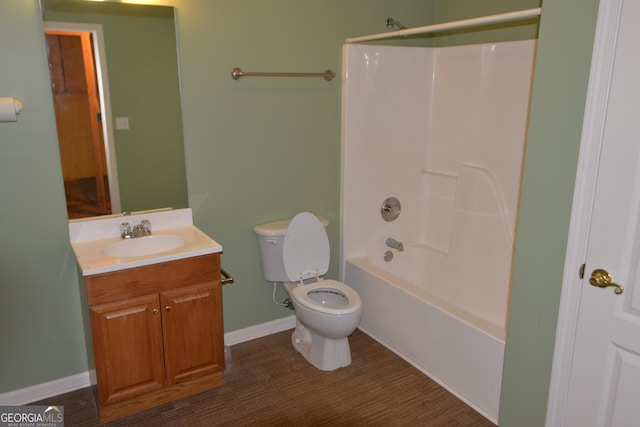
140 219 152 234
120 222 131 238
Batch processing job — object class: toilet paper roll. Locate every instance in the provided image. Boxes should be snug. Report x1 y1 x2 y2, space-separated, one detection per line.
0 97 22 122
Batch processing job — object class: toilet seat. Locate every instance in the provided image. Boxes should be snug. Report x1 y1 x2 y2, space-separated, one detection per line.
283 212 330 282
291 280 361 316
284 213 361 315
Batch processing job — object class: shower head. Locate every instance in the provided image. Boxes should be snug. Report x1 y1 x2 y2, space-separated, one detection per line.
385 17 407 30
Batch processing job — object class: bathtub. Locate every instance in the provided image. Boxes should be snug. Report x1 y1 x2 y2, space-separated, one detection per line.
344 254 505 423
340 40 536 424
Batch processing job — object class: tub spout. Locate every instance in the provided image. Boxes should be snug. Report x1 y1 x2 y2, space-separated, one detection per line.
385 237 404 252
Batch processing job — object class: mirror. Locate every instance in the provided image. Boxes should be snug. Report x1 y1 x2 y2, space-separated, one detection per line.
41 0 188 219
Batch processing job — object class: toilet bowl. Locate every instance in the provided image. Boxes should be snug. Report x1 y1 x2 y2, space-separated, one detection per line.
255 212 362 371
285 280 361 370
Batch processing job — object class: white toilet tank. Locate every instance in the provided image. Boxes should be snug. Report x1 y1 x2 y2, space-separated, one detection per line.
254 215 328 283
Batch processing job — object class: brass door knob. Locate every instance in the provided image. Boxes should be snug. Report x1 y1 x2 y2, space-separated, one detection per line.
165 305 172 312
589 269 624 294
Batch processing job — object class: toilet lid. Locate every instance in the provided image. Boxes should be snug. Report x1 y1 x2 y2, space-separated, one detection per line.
283 212 330 282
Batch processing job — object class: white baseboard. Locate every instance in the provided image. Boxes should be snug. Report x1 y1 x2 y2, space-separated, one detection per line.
0 316 295 406
224 315 296 346
0 371 96 406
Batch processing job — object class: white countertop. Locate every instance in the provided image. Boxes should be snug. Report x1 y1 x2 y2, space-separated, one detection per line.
69 208 222 276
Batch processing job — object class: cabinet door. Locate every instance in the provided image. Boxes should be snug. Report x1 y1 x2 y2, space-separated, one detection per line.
90 293 165 406
161 282 224 384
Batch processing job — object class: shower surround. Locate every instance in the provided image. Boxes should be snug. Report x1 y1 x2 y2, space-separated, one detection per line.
340 40 536 422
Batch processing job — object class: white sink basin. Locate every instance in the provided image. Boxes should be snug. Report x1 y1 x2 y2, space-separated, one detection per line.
103 235 187 258
69 208 223 275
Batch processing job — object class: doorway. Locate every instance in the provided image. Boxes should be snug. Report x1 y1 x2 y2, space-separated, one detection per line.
44 22 119 219
546 0 640 424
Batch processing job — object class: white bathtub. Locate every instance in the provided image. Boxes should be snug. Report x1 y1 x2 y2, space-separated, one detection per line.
340 40 536 424
345 256 504 423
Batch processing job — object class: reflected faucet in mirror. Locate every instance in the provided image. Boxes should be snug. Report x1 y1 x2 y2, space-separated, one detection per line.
41 0 189 219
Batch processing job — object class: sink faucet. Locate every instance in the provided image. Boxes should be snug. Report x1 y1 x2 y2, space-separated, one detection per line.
385 237 404 252
120 219 152 239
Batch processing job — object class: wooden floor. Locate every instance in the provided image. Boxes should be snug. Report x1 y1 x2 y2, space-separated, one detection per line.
64 176 111 219
30 329 495 426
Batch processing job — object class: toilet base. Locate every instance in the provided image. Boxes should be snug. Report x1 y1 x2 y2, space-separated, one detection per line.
291 320 353 371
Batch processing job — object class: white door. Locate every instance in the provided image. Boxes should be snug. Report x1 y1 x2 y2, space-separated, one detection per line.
547 0 640 425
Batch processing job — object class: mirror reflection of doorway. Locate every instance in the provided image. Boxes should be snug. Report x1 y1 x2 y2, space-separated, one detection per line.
45 25 117 219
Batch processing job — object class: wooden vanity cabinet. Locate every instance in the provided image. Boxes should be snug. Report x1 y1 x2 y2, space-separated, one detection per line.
85 253 223 422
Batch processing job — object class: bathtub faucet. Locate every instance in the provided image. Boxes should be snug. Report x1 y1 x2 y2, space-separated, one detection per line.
385 237 404 252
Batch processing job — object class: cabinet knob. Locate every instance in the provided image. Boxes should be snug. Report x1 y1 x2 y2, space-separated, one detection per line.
165 305 172 312
153 308 159 315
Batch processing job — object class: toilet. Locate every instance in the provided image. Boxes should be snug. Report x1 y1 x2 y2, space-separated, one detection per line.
254 212 362 371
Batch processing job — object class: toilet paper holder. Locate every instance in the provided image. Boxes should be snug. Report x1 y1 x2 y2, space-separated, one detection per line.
0 97 23 122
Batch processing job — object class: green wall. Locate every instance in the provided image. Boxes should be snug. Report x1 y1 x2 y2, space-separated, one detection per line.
0 0 89 393
499 0 600 424
0 0 602 423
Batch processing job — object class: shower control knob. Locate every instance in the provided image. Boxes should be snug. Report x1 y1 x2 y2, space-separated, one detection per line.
381 197 401 222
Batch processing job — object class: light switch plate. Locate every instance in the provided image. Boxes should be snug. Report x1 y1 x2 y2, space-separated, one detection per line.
115 117 130 130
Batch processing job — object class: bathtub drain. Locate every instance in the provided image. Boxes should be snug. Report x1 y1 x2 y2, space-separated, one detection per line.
384 250 394 262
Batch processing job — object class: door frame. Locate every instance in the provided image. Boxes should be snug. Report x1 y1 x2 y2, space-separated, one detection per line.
545 0 622 423
44 21 121 214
